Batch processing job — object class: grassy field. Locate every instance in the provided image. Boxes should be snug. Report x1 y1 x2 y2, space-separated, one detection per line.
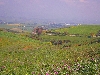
0 25 100 75
53 25 100 35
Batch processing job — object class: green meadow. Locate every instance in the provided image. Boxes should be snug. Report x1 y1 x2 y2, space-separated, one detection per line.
0 25 100 75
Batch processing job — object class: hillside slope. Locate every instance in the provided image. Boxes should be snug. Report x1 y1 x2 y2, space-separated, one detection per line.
0 25 100 75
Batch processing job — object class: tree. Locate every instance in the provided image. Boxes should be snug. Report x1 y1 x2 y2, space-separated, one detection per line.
32 27 43 36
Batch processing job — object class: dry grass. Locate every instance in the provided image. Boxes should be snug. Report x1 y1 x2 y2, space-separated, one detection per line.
7 24 23 26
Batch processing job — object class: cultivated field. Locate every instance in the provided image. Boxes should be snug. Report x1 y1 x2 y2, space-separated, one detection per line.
0 25 100 75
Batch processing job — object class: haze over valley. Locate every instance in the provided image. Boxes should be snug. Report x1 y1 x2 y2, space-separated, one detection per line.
0 0 100 24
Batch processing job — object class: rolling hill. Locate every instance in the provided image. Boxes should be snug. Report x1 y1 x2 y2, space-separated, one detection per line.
0 25 100 75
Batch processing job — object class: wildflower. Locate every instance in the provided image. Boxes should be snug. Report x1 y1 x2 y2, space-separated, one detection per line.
77 63 81 67
58 68 61 71
91 58 94 61
68 66 70 69
54 71 58 74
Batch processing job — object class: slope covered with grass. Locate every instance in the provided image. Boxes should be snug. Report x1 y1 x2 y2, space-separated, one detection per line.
0 25 100 75
54 25 100 35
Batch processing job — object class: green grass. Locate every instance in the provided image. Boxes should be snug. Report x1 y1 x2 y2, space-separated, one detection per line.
54 25 100 35
0 25 100 75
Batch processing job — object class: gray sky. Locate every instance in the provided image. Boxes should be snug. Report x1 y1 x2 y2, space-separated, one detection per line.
0 0 100 23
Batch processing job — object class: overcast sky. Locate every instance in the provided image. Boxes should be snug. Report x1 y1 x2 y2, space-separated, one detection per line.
0 0 100 23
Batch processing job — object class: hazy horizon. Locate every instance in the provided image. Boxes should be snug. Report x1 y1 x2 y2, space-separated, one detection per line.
0 0 100 24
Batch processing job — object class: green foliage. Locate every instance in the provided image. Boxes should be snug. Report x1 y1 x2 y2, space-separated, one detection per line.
0 25 100 75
